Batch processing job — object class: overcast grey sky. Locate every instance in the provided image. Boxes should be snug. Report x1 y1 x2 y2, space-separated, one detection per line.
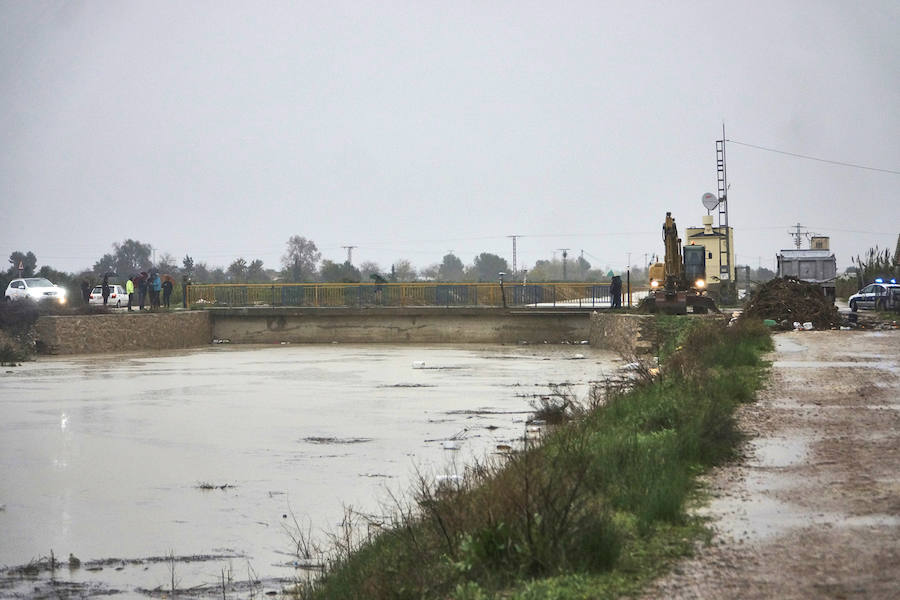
2 0 897 275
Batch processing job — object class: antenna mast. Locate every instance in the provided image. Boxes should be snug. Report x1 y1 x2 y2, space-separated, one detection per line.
507 235 518 275
716 124 732 281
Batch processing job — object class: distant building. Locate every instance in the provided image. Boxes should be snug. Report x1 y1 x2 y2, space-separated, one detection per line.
776 236 837 299
810 236 830 250
686 215 735 284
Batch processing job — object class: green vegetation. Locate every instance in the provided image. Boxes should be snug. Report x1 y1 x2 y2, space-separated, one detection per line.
294 317 773 599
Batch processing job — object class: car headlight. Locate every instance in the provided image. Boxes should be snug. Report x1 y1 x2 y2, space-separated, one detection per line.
650 280 659 289
695 279 706 289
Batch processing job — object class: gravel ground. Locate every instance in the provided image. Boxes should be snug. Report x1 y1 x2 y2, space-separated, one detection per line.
642 329 900 599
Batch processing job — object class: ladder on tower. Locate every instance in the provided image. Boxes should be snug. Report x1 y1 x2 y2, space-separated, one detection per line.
716 139 730 281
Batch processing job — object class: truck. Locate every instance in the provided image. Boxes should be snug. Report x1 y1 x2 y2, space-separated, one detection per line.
776 248 837 302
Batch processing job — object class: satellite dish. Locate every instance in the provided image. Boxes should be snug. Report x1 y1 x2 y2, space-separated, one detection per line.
702 192 719 211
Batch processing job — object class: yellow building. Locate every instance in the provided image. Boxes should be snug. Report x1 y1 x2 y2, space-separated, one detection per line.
685 215 735 283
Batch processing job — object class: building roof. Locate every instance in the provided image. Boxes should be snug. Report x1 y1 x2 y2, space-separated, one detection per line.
686 229 727 238
777 249 834 259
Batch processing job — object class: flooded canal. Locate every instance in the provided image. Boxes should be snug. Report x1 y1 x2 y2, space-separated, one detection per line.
0 343 619 597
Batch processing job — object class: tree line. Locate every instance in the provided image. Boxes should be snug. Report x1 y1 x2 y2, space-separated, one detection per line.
3 235 624 294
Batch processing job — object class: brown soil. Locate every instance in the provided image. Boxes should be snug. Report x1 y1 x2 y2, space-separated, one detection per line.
742 278 841 329
642 329 900 599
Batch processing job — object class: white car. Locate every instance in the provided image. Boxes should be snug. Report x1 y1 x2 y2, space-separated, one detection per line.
4 277 68 305
89 284 129 307
848 279 899 312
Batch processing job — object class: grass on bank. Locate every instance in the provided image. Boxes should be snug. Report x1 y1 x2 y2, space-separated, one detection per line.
293 317 773 600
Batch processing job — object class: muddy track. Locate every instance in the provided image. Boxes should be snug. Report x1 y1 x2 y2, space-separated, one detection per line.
643 329 900 599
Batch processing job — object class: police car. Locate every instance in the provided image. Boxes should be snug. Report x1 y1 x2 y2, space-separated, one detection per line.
848 278 899 312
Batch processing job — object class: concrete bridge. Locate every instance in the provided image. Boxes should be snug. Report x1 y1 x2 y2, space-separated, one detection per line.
30 306 656 354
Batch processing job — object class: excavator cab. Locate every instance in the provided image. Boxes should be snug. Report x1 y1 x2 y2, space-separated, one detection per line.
683 245 706 290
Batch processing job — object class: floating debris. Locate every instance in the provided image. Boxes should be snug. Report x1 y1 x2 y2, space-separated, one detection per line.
195 482 236 490
303 437 373 445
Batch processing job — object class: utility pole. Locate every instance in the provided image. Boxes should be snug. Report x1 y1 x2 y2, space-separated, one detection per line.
341 245 357 264
557 248 570 280
507 235 518 275
788 223 806 249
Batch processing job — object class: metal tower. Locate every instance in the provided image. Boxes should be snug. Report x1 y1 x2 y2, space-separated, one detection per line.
508 235 518 275
716 126 731 281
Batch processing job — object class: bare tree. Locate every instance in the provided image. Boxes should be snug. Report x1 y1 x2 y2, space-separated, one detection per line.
391 259 417 282
282 236 320 282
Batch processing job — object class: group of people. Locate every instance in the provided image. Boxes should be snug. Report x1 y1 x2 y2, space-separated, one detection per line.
80 271 174 311
130 271 173 311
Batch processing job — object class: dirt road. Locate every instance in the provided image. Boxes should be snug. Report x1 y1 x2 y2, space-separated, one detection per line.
644 329 900 599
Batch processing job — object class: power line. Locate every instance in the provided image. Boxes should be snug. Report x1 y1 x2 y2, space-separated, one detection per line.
726 138 900 175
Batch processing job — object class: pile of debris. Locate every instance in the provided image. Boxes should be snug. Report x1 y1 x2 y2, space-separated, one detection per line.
741 277 841 329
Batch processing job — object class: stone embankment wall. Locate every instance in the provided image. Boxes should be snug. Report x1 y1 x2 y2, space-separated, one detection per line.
34 311 212 354
589 312 656 355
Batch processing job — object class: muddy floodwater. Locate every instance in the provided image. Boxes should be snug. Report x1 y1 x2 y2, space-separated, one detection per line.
0 343 618 597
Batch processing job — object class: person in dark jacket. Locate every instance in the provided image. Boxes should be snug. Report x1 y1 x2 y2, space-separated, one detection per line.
162 278 173 308
80 280 91 305
137 272 148 310
101 275 110 306
610 275 622 308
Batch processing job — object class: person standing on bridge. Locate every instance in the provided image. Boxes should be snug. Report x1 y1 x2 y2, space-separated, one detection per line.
137 272 148 311
150 271 162 309
162 277 173 308
610 275 622 309
126 276 135 311
101 274 111 306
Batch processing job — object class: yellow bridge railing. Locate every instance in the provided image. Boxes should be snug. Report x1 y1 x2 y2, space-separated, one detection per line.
186 282 639 308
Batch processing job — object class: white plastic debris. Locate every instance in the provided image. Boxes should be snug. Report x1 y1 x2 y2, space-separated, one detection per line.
441 440 459 450
412 360 426 369
572 353 585 360
802 322 814 330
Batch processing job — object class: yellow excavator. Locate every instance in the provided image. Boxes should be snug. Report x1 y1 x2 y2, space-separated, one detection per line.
644 212 719 315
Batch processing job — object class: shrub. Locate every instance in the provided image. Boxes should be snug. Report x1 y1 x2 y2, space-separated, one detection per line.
302 316 772 599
